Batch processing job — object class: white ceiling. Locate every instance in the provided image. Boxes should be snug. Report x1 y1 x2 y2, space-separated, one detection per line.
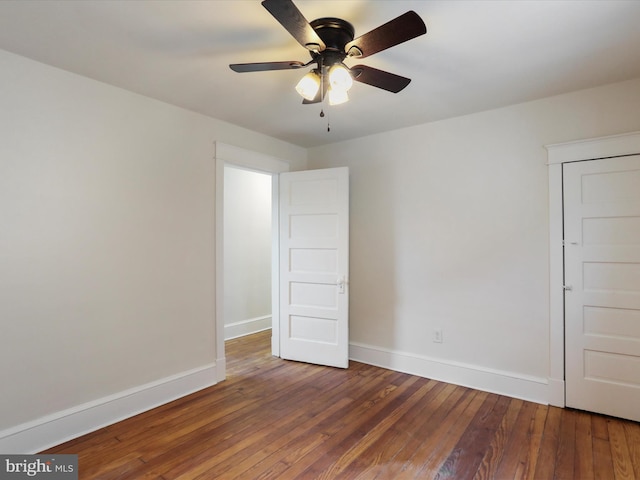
1 0 639 148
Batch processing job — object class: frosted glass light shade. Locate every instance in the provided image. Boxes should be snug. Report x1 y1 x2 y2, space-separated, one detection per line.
329 65 353 92
328 88 349 105
295 72 320 100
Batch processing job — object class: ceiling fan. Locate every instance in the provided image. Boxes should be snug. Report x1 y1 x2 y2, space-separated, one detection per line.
229 0 427 106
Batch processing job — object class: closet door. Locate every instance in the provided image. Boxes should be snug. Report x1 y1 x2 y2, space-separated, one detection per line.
564 155 640 421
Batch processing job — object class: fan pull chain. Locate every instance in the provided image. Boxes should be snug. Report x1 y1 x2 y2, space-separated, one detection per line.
318 63 330 132
319 102 331 132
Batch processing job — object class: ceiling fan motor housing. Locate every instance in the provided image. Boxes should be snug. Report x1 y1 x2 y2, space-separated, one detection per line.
309 17 355 67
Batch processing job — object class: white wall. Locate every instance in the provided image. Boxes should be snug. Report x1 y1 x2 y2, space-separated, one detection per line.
223 167 272 339
0 49 305 451
308 77 640 402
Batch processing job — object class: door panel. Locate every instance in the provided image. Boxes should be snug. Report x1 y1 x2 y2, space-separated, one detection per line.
564 155 640 421
279 167 349 368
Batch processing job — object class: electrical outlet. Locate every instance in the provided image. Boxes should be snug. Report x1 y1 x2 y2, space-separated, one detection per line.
433 328 443 343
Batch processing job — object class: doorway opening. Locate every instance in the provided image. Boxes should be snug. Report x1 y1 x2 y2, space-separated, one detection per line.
214 142 290 381
223 166 273 341
215 143 351 378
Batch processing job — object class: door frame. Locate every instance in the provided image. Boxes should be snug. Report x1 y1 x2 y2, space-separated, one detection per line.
214 142 290 381
545 131 640 407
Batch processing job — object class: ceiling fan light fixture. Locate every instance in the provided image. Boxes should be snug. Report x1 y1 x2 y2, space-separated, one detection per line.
329 64 353 92
232 1 427 113
295 71 320 100
328 87 349 106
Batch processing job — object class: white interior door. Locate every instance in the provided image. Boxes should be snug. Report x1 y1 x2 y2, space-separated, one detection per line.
279 167 349 368
564 155 640 421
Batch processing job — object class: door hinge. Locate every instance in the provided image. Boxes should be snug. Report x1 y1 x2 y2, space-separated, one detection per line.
562 240 579 246
563 285 573 291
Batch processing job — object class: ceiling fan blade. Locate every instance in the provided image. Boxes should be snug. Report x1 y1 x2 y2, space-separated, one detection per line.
229 61 305 73
344 11 426 59
261 0 326 52
351 65 411 93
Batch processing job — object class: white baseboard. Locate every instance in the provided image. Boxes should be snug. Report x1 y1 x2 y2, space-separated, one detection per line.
224 315 271 340
0 363 218 454
349 342 549 405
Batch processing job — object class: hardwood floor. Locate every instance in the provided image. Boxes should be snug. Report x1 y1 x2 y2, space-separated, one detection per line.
44 330 640 479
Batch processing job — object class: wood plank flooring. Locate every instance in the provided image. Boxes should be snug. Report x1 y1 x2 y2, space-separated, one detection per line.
44 330 640 479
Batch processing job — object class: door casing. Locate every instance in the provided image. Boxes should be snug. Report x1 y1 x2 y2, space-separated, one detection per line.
546 131 640 407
